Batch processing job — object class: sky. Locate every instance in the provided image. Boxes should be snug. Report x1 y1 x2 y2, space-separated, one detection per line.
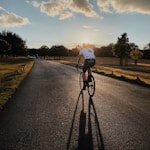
0 0 150 49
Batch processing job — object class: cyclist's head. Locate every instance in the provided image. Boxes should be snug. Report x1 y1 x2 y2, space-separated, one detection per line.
82 43 89 48
82 43 94 49
76 44 93 50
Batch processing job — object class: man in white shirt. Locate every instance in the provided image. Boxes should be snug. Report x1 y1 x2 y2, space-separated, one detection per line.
76 46 96 90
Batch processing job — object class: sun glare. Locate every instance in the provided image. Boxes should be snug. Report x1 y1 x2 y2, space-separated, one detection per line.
81 38 91 45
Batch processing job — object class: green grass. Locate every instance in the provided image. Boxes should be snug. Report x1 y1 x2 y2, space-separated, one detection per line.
0 57 34 110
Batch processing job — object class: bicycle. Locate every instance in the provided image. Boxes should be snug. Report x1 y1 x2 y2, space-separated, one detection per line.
77 65 95 97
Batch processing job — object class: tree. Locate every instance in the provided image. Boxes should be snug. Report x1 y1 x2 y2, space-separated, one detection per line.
144 43 150 50
130 47 143 65
143 43 150 59
38 45 50 59
0 31 27 56
112 33 130 66
28 48 38 57
50 45 68 59
70 47 79 56
0 39 11 59
95 44 113 57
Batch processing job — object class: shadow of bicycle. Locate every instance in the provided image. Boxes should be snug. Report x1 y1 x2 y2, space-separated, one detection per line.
67 90 105 150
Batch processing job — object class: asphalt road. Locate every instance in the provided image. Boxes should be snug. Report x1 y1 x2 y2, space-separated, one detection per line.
0 60 150 150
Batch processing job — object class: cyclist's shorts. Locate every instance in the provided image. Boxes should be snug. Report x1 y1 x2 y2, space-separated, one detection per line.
83 59 95 72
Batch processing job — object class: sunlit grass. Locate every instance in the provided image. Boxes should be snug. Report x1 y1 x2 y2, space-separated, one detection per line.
0 57 34 109
51 57 150 87
94 65 150 85
140 78 150 85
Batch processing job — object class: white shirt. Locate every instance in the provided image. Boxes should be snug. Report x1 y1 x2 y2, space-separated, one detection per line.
79 48 95 59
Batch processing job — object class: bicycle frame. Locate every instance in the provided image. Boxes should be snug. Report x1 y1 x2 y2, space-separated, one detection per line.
79 67 95 97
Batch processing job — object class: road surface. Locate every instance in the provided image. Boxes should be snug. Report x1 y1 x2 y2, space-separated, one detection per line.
0 60 150 150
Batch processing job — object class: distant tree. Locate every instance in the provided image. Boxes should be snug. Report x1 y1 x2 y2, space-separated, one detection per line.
144 43 150 50
70 47 79 56
0 31 27 56
0 39 11 59
112 33 130 66
38 45 50 59
142 49 150 59
95 44 113 57
148 43 150 50
50 45 68 59
28 48 38 57
130 46 143 65
143 43 150 59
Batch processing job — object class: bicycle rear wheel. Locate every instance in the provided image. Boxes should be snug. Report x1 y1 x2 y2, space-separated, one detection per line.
79 72 84 90
87 75 95 97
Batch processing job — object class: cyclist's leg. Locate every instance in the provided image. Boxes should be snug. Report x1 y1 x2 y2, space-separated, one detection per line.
88 59 95 76
88 67 91 76
83 60 89 81
82 67 87 82
88 68 92 82
82 60 89 90
87 61 96 96
82 71 87 90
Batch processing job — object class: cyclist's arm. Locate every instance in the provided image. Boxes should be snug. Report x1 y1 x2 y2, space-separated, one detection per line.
77 55 83 66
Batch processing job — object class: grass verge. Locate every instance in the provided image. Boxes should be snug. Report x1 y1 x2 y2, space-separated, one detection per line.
0 57 34 110
57 60 150 88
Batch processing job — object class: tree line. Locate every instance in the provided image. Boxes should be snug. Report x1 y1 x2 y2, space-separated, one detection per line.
0 31 150 66
0 31 28 58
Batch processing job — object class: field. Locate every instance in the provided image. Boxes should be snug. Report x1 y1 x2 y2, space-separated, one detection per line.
51 56 150 67
50 56 150 86
49 56 150 71
0 57 34 110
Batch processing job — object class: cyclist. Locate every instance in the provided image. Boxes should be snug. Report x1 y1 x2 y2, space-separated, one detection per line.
76 45 96 90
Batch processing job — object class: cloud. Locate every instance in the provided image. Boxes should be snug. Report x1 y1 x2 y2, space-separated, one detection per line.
70 0 98 17
112 0 150 14
82 25 100 32
97 0 112 13
59 11 73 20
82 25 92 29
0 6 30 27
97 0 150 14
31 0 150 21
25 0 30 4
32 0 71 19
31 0 99 20
40 1 64 16
32 1 41 7
0 6 5 11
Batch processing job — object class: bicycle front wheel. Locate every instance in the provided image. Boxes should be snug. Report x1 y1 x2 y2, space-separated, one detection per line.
79 72 84 90
87 75 95 97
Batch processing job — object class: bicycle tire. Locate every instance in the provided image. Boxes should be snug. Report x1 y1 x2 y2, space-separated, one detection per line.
87 75 95 97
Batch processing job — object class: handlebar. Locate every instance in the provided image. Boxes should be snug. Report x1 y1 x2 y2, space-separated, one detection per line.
75 63 82 71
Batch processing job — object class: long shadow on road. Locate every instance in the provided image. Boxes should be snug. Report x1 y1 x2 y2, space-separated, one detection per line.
67 90 105 150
